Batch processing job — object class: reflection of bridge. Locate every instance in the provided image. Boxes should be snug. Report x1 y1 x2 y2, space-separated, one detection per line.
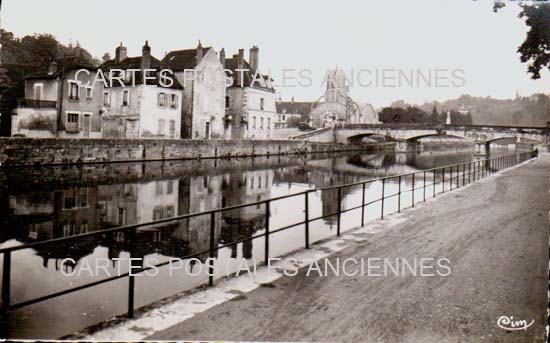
294 124 548 155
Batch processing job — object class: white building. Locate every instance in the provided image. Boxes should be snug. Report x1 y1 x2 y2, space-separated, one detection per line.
100 42 184 139
162 42 228 139
223 46 277 140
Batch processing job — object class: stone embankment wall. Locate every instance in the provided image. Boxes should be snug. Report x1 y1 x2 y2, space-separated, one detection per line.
0 138 395 167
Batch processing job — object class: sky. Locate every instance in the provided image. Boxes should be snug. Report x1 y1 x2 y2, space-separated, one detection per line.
1 0 549 107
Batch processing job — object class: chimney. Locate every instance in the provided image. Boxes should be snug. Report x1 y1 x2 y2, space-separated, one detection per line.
237 49 245 86
48 61 58 75
115 42 127 62
219 48 225 68
196 40 203 65
141 40 151 70
249 45 259 72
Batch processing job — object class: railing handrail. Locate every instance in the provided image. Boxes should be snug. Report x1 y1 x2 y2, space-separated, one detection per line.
0 152 530 255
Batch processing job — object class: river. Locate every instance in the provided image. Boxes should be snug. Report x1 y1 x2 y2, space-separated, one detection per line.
0 147 517 338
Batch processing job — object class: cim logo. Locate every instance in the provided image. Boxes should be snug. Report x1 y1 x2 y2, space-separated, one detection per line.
497 316 534 331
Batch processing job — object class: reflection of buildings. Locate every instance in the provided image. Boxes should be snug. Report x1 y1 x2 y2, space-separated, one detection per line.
4 152 445 270
3 168 274 270
273 165 356 225
220 170 273 258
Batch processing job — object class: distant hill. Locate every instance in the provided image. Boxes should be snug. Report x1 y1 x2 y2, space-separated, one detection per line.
392 94 550 127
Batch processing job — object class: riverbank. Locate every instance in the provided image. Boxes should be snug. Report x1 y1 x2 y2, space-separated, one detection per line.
78 154 546 342
0 138 394 167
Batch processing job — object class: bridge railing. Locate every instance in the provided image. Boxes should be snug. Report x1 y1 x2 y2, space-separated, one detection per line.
0 151 536 338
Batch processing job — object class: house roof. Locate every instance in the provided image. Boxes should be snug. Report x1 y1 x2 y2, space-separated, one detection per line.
224 57 275 92
276 101 314 115
24 56 98 80
100 55 183 90
161 47 212 71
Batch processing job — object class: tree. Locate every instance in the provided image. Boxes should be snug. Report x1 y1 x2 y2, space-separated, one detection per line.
494 2 550 79
430 106 440 124
517 4 550 79
102 53 111 63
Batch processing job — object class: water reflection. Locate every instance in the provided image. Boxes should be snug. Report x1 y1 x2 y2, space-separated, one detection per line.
0 149 497 338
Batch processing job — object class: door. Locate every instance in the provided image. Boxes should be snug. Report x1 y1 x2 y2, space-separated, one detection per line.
83 114 91 137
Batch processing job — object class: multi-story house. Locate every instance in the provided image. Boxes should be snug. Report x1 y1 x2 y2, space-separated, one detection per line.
223 46 277 140
11 55 103 138
162 42 227 139
100 42 184 139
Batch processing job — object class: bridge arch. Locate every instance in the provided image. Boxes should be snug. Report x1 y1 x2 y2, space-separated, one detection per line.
484 136 543 145
405 133 469 142
347 133 396 144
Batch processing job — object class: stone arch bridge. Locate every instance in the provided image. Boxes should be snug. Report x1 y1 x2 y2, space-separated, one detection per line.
293 124 548 154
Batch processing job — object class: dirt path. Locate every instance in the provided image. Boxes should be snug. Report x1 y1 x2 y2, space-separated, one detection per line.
149 156 549 343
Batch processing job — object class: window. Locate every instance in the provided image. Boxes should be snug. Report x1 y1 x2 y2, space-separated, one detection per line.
267 118 271 129
253 116 256 129
29 225 38 240
158 92 166 107
158 119 165 135
69 82 79 100
155 181 163 196
153 231 162 242
170 94 178 109
86 87 93 99
103 92 110 106
167 180 173 194
169 120 176 138
34 84 43 101
80 188 89 207
117 208 126 226
166 205 175 218
153 206 163 220
122 90 130 106
260 98 264 110
66 112 79 132
225 96 231 109
260 117 264 129
63 190 77 209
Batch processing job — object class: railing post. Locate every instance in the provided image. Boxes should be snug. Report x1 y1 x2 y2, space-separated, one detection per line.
209 212 216 286
265 201 270 263
456 165 459 188
423 171 426 202
468 162 471 184
127 230 136 318
398 175 402 212
361 183 366 227
442 167 445 193
381 179 385 219
432 169 437 198
1 251 11 338
411 174 415 207
462 164 465 186
337 188 342 236
305 192 310 249
128 272 135 318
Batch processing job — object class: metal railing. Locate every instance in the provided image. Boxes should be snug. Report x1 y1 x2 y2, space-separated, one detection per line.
0 151 535 338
